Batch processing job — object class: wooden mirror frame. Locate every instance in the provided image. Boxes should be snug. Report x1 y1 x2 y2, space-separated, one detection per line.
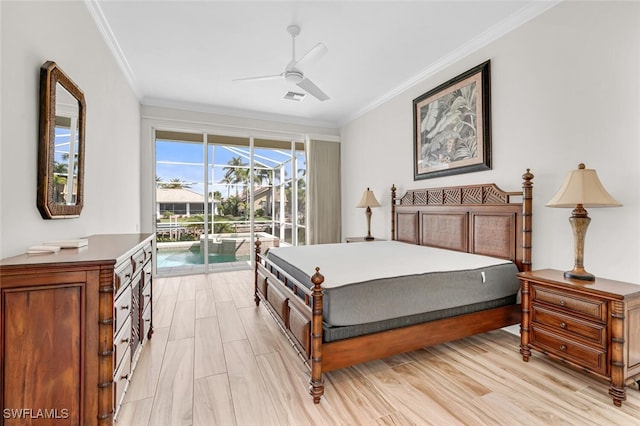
38 61 86 219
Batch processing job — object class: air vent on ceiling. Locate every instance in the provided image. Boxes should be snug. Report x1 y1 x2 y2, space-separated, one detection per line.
284 91 307 101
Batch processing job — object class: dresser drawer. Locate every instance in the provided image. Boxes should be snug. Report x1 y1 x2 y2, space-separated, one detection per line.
114 261 134 295
532 304 606 347
143 241 153 262
113 346 131 414
142 303 152 341
113 317 131 371
142 279 152 311
131 247 146 272
531 325 607 376
531 285 607 322
114 285 132 334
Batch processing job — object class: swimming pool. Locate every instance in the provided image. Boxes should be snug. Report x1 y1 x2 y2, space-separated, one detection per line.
156 248 249 268
156 232 278 270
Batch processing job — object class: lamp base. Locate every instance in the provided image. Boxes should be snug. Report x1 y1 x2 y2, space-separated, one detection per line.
564 268 595 281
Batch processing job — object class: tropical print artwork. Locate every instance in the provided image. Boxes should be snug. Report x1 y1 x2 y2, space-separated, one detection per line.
413 61 491 180
419 81 478 168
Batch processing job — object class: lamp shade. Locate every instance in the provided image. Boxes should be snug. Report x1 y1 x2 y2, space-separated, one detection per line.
356 188 380 208
546 164 621 208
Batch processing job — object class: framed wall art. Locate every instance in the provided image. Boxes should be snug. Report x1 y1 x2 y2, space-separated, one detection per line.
413 60 491 180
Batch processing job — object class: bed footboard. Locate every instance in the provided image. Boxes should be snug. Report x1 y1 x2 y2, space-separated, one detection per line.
254 240 326 403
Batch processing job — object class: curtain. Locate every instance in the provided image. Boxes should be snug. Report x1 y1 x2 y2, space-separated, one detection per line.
307 139 341 244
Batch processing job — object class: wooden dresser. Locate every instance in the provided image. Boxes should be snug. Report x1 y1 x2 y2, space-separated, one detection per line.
0 234 154 425
519 269 640 406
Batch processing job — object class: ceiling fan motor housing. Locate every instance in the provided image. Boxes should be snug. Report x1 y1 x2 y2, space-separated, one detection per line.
284 70 304 84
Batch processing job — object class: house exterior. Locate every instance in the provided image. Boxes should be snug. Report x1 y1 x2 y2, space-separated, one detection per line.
156 187 217 217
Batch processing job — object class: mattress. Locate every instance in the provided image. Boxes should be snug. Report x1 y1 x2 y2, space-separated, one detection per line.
265 241 520 327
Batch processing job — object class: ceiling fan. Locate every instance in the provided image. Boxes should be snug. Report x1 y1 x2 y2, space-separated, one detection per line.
234 25 329 101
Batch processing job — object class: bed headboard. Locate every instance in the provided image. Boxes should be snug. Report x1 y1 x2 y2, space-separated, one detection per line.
391 170 533 272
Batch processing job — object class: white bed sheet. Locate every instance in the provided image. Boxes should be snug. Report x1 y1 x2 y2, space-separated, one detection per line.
267 240 512 289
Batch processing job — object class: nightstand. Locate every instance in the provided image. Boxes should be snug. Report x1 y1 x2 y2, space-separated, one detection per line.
345 237 385 243
519 269 640 406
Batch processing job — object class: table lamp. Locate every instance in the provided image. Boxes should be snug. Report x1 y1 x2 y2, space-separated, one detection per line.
546 163 621 281
356 188 381 240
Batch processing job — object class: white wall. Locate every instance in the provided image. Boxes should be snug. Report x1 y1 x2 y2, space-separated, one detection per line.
340 1 640 283
0 1 141 258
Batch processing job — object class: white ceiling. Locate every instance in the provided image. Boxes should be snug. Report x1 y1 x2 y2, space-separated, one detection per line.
89 1 558 128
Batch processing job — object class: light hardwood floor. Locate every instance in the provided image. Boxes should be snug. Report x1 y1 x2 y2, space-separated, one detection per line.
116 269 640 425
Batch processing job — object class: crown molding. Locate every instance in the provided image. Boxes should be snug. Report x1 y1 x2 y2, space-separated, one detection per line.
84 0 141 99
141 97 339 130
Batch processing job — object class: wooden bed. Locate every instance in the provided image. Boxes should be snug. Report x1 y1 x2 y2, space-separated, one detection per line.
254 170 534 403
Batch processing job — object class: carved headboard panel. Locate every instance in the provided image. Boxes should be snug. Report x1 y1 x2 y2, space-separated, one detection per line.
391 170 533 272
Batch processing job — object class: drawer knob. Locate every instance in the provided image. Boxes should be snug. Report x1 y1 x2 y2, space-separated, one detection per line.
560 322 567 329
121 337 129 344
121 305 129 310
559 300 566 306
560 344 567 351
120 374 129 380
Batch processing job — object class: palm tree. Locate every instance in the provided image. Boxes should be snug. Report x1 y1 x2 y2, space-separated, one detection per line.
160 178 191 189
222 156 249 197
254 167 272 187
220 174 233 198
53 161 68 203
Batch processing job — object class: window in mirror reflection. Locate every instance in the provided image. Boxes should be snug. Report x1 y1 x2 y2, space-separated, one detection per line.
54 116 79 204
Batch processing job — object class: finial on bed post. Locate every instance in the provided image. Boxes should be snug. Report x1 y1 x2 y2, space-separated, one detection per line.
391 184 397 241
309 267 325 403
521 169 534 272
254 238 261 306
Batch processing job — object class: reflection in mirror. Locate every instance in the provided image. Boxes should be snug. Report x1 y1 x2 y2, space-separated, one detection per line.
54 85 80 205
38 61 85 219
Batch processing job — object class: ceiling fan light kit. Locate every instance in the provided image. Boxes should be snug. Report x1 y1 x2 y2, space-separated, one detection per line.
234 24 330 101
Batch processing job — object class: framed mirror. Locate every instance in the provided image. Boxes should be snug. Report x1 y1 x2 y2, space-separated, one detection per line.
38 61 85 219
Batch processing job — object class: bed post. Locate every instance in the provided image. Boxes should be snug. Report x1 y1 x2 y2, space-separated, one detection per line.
309 267 325 404
391 184 397 241
521 169 534 272
254 238 261 306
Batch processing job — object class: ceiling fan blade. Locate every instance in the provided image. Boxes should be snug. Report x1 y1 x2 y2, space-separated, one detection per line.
297 77 329 101
233 73 282 82
292 42 328 72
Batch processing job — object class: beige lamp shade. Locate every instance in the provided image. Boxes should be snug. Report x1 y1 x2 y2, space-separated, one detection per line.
356 188 381 208
546 164 621 208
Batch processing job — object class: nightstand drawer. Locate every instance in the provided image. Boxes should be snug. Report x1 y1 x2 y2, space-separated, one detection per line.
532 304 606 347
531 285 607 322
531 325 607 376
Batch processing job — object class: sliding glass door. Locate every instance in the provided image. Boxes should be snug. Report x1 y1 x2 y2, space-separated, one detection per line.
154 130 306 276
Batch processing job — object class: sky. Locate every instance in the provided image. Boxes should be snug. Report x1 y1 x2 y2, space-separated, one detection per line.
156 140 306 197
